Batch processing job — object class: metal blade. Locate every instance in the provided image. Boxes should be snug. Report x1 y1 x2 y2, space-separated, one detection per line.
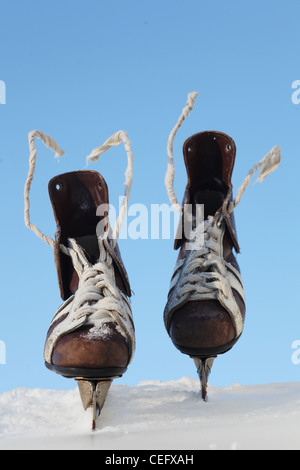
77 379 112 430
192 357 215 401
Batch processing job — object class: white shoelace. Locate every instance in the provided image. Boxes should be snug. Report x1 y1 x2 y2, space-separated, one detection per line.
65 238 132 325
174 217 230 299
170 216 243 306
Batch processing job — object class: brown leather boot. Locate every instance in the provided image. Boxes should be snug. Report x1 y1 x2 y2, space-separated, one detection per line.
164 93 281 400
25 130 135 429
44 169 135 374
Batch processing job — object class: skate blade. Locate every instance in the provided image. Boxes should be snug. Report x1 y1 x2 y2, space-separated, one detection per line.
76 379 113 431
192 357 216 402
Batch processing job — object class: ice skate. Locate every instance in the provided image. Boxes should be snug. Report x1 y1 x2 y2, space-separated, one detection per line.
164 93 281 399
24 130 135 430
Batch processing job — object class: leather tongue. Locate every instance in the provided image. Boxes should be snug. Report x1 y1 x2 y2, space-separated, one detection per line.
194 190 224 219
74 235 100 265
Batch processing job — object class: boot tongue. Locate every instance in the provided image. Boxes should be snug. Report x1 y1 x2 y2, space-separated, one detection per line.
183 131 236 190
194 189 224 219
74 235 100 265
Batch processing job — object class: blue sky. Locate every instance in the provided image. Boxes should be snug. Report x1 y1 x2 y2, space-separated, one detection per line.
0 0 299 394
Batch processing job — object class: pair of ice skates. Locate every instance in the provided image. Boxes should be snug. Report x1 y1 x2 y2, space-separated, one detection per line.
24 93 281 430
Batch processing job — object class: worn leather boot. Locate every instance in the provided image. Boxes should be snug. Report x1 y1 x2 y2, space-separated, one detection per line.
44 170 134 378
164 93 281 400
25 130 135 429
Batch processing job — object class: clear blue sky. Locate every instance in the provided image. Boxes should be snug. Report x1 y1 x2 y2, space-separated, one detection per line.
0 0 299 394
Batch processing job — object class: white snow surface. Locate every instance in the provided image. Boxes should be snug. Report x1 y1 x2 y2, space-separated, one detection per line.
0 378 299 450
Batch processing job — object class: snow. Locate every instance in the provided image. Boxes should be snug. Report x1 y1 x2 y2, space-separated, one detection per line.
82 324 114 341
0 378 299 450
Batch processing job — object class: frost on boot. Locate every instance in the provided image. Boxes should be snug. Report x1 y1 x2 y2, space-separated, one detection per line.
164 93 281 400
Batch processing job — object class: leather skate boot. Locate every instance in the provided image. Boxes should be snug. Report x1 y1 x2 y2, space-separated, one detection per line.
25 130 135 429
164 93 281 400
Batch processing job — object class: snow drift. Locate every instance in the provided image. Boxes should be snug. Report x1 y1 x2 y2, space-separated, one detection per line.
0 378 299 450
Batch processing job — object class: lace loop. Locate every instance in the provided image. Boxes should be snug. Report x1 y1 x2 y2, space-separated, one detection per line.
24 129 133 253
165 92 281 216
24 130 65 251
86 130 133 247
